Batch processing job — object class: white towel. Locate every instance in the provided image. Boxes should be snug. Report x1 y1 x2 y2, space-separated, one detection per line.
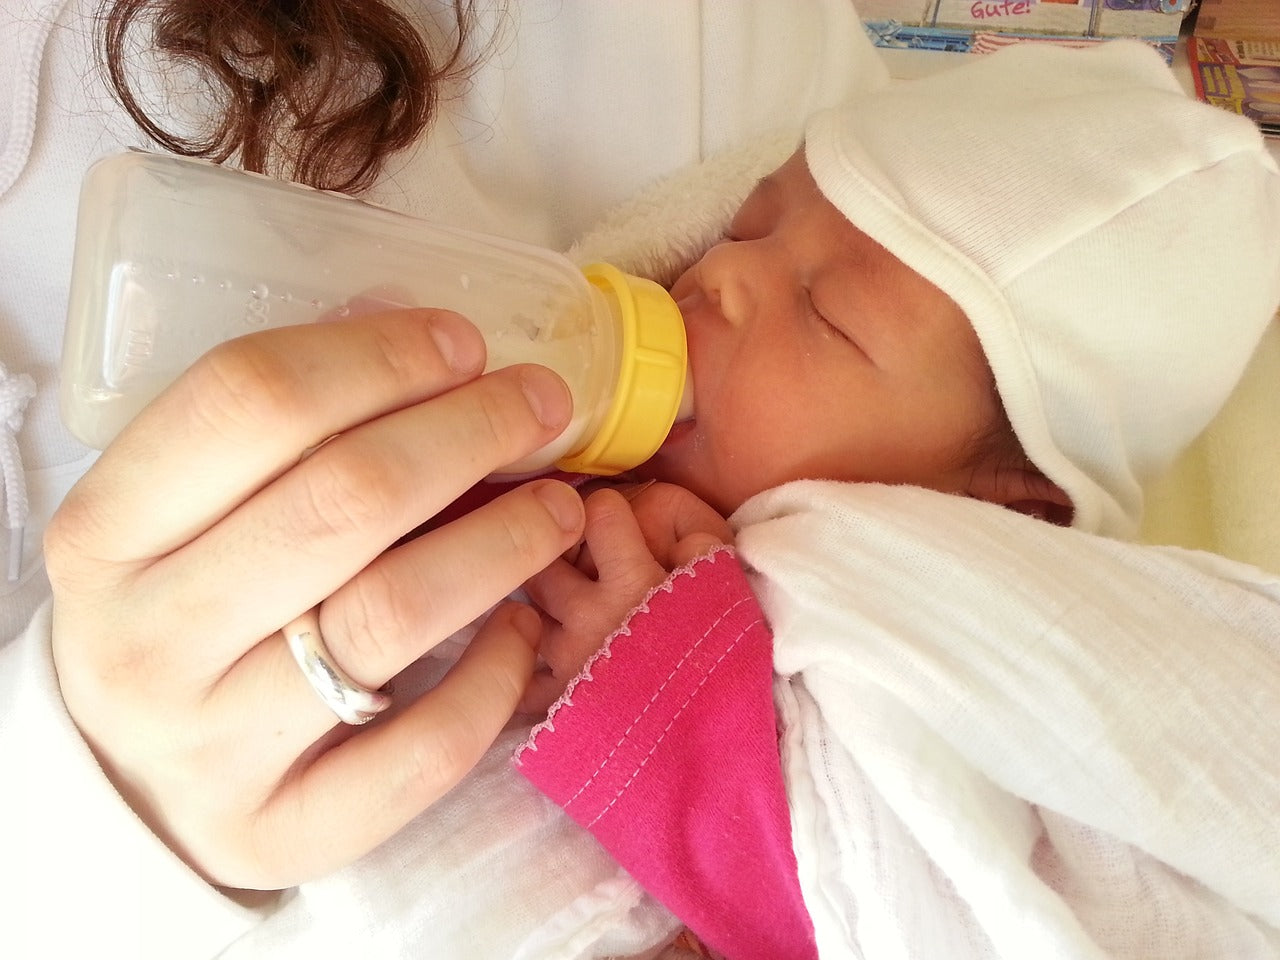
732 481 1280 959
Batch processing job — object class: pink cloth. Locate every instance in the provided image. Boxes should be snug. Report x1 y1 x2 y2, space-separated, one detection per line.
516 548 815 960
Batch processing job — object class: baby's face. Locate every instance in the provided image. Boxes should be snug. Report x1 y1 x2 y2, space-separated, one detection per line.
635 150 1002 516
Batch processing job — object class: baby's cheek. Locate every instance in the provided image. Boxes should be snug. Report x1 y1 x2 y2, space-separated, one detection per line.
715 401 800 482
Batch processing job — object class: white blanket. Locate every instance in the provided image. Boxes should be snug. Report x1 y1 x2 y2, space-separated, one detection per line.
732 481 1280 959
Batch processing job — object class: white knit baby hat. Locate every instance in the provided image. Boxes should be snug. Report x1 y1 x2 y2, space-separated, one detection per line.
804 40 1280 538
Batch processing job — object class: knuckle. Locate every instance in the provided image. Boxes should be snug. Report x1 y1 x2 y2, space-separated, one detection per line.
496 503 551 568
44 484 129 590
366 319 451 388
90 639 164 694
328 564 418 678
42 499 94 586
646 481 690 515
52 637 178 765
542 631 584 677
400 704 484 799
469 385 516 451
584 487 625 514
56 634 152 711
467 374 537 459
290 452 399 542
181 339 307 443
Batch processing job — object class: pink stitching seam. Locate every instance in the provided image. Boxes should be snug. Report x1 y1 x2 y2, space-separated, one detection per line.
514 546 738 766
562 594 754 812
584 615 765 829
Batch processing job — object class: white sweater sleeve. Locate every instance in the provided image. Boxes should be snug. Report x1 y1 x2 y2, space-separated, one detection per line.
0 600 275 958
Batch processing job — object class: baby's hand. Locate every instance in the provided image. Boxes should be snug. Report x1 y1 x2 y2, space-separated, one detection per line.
519 483 732 713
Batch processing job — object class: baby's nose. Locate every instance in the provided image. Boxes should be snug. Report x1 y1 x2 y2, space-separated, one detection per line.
695 240 779 329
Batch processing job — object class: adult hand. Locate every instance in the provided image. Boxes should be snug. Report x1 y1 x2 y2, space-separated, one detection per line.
46 309 586 890
520 482 732 712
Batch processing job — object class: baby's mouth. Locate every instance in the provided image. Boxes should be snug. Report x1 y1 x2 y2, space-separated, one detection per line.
675 366 696 424
672 290 699 427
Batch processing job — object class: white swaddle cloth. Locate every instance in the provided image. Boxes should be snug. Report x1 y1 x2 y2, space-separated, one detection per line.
737 481 1280 959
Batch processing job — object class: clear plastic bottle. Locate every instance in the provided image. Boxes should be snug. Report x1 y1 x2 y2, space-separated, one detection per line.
61 151 691 475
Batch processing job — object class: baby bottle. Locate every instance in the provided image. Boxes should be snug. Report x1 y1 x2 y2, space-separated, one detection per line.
60 151 691 476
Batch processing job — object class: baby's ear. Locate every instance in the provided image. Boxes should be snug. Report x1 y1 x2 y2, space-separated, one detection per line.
965 459 1074 526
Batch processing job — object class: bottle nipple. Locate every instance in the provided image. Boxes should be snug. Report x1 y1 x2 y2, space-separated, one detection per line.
675 370 695 423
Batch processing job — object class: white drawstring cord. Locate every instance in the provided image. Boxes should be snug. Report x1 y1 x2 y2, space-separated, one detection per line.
0 363 37 582
0 0 70 200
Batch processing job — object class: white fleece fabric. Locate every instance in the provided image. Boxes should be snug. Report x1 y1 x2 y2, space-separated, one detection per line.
738 481 1280 959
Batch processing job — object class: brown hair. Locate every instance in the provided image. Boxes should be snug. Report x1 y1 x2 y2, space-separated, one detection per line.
98 0 483 193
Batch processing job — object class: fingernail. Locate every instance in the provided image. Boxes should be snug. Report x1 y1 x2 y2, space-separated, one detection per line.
533 480 584 533
427 312 485 374
520 367 572 429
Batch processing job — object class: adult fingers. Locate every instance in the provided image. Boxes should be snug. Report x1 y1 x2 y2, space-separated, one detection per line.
139 364 575 668
322 479 586 683
202 601 542 889
212 479 585 760
50 309 486 578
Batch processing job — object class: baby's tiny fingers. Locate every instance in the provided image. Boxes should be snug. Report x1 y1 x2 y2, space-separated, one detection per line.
623 482 732 567
582 489 658 576
523 557 589 625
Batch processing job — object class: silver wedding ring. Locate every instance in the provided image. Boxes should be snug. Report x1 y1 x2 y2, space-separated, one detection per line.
283 608 392 725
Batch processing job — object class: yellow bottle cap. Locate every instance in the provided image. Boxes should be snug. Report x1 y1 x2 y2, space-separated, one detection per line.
556 262 688 475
